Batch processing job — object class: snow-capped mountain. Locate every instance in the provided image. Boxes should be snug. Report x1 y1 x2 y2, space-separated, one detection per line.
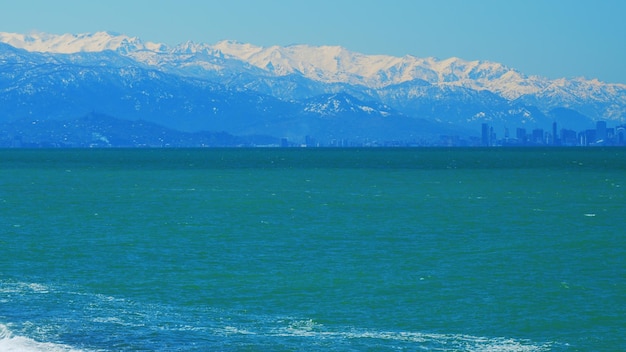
0 31 166 54
209 40 626 122
1 31 625 146
213 41 523 90
303 93 394 117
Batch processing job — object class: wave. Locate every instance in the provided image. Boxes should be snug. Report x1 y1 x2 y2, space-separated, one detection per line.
1 279 556 351
0 324 85 352
0 282 50 295
265 319 554 351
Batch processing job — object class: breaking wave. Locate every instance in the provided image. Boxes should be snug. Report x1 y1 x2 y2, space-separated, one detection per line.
1 279 556 351
0 324 85 352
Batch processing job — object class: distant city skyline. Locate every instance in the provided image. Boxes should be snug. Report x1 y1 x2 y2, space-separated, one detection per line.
1 0 625 84
479 120 626 147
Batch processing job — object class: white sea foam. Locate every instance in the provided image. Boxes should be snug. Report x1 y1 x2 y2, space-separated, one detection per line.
0 324 84 352
0 278 556 350
25 283 49 293
0 282 50 294
219 326 257 335
273 319 552 351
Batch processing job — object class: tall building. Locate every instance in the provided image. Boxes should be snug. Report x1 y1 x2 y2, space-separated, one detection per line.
617 126 626 146
596 121 607 143
560 129 578 146
580 129 596 146
481 123 490 146
305 135 317 147
532 129 545 144
516 128 527 144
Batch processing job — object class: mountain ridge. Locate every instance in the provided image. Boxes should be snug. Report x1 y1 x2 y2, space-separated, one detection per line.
4 31 624 116
1 31 625 146
4 31 624 89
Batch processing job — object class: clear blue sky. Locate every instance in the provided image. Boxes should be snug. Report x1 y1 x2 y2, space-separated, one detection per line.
2 0 625 83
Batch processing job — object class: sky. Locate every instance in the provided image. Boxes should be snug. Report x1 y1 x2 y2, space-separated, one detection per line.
1 0 625 84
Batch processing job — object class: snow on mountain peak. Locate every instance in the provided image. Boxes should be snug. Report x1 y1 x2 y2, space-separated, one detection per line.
1 30 623 109
207 41 537 95
304 92 389 117
172 41 223 57
0 31 164 54
212 40 265 60
0 31 576 97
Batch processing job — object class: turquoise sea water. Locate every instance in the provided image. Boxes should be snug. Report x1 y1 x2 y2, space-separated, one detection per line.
1 148 624 351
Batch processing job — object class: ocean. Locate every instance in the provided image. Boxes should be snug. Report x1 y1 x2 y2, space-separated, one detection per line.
1 148 624 351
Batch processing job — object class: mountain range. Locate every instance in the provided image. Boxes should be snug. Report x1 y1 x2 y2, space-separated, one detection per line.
1 31 625 147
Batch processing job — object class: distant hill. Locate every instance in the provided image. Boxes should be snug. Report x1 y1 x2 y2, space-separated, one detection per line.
0 113 280 147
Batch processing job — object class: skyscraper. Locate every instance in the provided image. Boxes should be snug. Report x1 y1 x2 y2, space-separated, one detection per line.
516 128 527 144
596 121 607 143
532 129 544 144
481 123 490 146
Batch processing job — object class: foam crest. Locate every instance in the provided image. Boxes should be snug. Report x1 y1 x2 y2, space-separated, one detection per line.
272 319 553 351
0 324 84 352
0 282 50 294
0 278 557 350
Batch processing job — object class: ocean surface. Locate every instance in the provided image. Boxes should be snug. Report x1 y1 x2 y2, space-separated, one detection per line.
1 148 624 351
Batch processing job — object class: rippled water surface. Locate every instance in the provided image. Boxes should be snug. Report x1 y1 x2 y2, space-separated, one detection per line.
1 148 624 351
